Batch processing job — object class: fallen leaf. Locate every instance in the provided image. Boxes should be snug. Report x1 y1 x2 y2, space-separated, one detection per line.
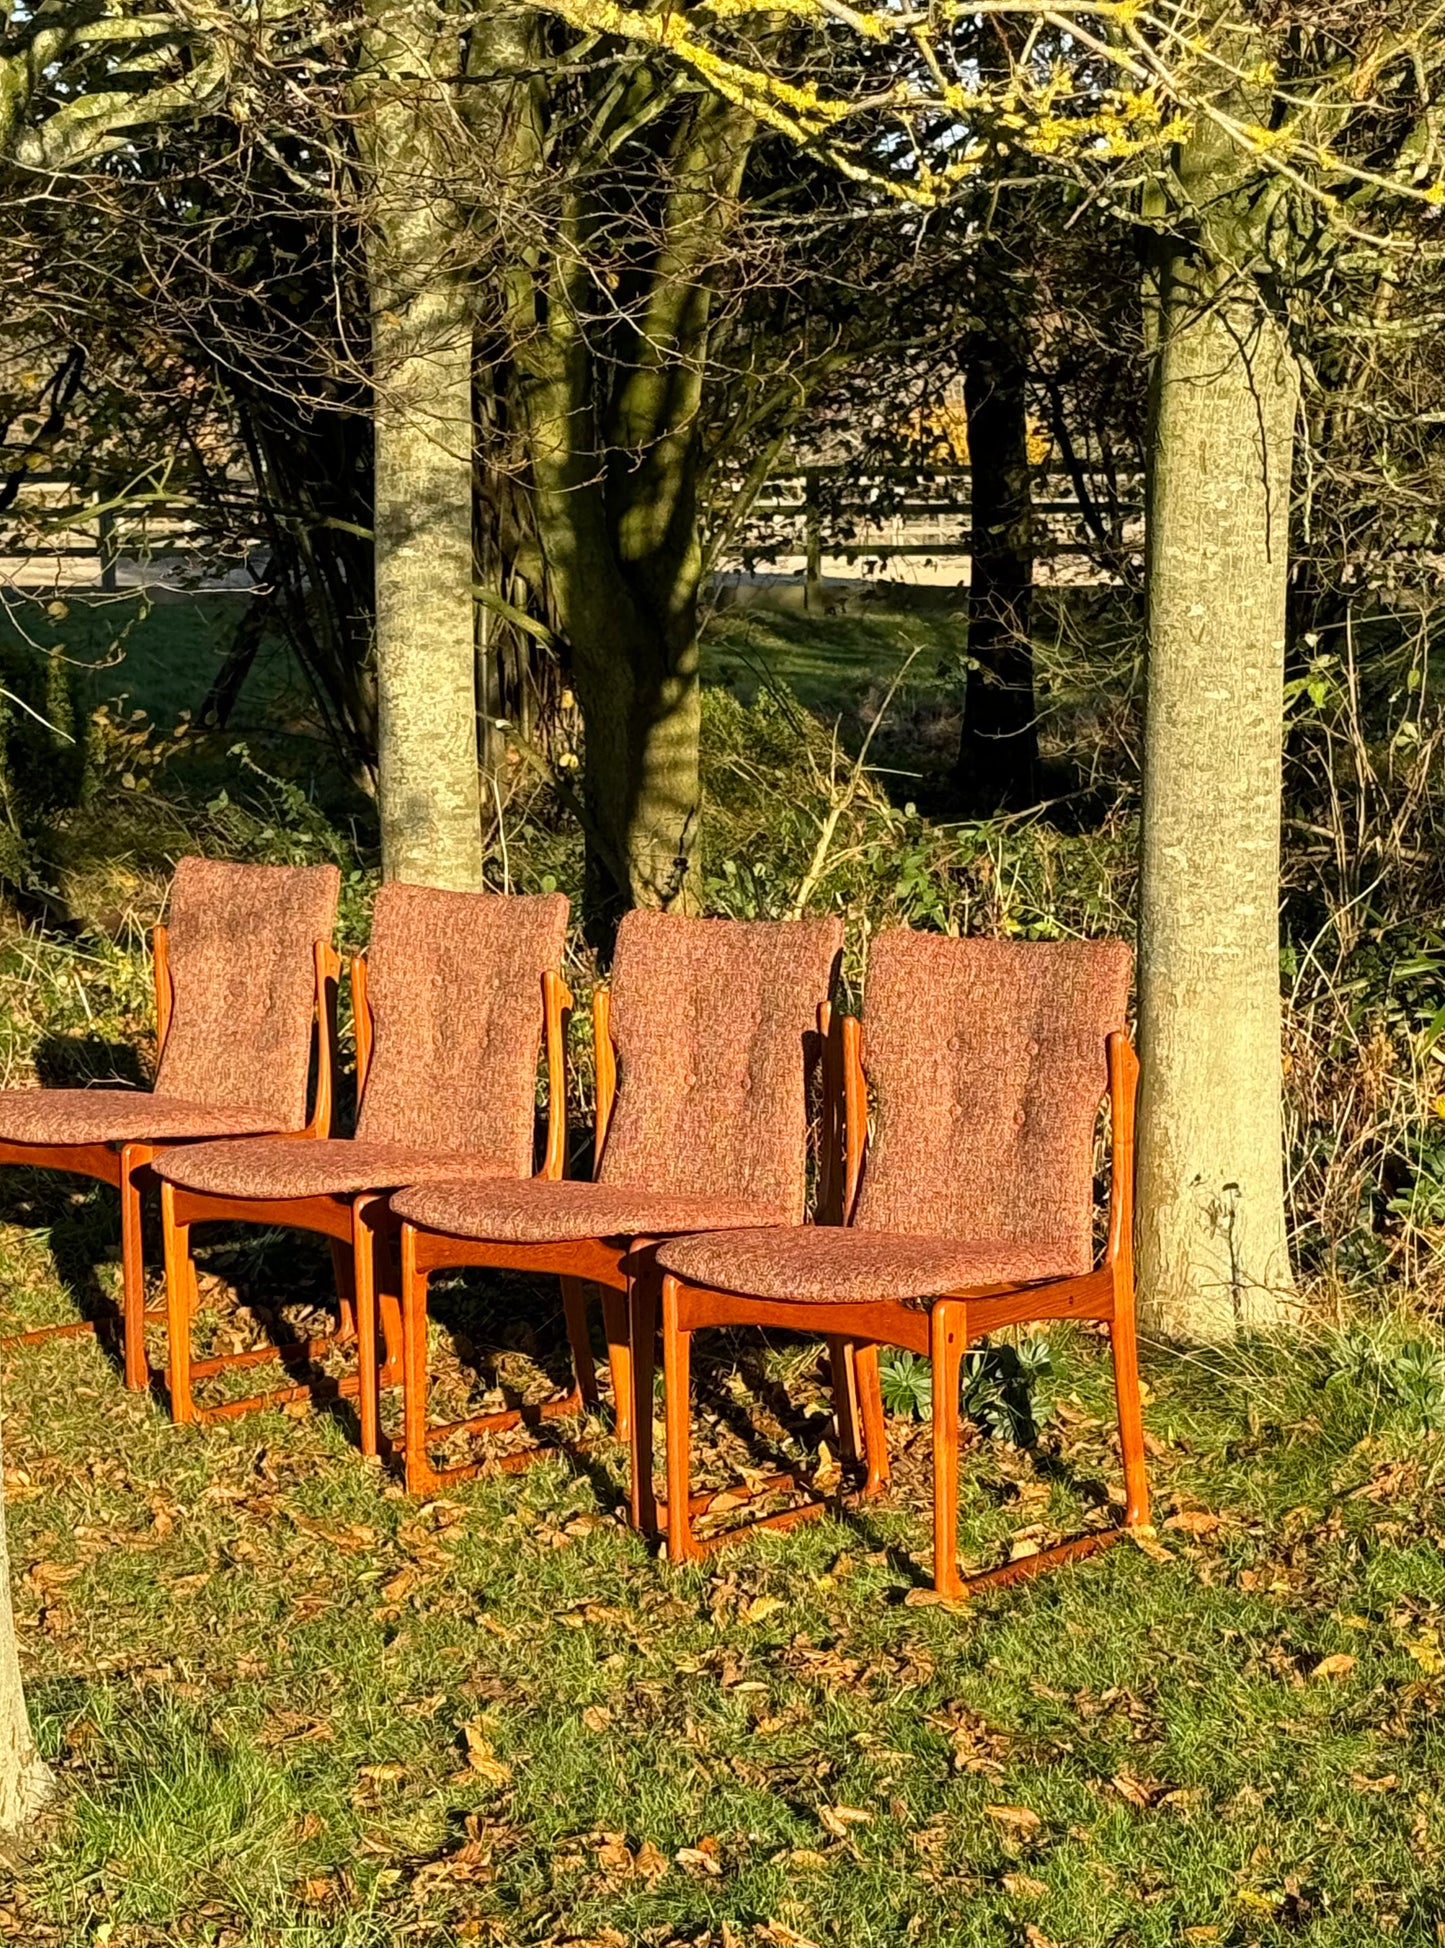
357 1762 406 1787
741 1595 784 1625
380 1565 419 1604
163 1572 211 1599
635 1840 668 1884
460 1722 512 1787
1405 1636 1444 1674
1002 1872 1049 1898
818 1804 872 1839
1164 1510 1220 1536
23 1561 83 1593
1126 1527 1172 1563
985 1803 1041 1833
581 1705 612 1733
1111 1772 1158 1808
758 1923 821 1948
1351 1772 1398 1793
1310 1653 1356 1681
782 1849 831 1871
594 1836 633 1878
903 1586 969 1609
675 1837 723 1877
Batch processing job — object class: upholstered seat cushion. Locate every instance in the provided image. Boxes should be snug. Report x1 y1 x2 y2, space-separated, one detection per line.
390 1178 790 1245
654 1226 1085 1304
0 1090 291 1149
154 1138 509 1202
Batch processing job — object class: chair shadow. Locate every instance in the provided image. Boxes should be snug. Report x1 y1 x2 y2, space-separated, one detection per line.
184 1224 373 1440
0 1169 127 1371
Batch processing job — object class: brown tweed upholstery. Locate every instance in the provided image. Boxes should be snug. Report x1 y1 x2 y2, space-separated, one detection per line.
155 857 340 1133
354 883 569 1173
656 1225 1079 1303
598 911 842 1221
0 1093 306 1149
156 1138 509 1202
853 931 1129 1273
391 1178 787 1245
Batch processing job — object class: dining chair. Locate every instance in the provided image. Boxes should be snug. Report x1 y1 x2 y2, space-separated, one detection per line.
0 856 340 1390
652 930 1148 1596
153 883 571 1443
386 911 852 1501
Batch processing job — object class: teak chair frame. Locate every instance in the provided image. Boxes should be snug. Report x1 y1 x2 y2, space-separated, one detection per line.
391 1005 876 1503
160 962 571 1447
0 927 337 1395
392 987 633 1497
393 996 875 1510
652 1018 1150 1596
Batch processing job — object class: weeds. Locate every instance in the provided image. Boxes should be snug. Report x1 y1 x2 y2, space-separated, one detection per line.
877 1339 1054 1447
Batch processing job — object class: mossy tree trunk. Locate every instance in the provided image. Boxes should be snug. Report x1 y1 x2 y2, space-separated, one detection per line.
354 0 483 891
0 1416 50 1832
1136 40 1298 1338
507 89 754 939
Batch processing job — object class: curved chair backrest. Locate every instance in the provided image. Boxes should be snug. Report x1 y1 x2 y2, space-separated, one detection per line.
155 857 341 1131
355 884 570 1173
599 911 843 1221
854 931 1130 1272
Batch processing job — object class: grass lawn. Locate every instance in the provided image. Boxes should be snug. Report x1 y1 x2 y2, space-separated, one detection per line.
0 1186 1442 1946
0 593 298 731
0 586 1437 1946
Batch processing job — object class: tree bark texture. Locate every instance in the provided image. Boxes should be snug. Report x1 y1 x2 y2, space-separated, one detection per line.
0 1414 50 1833
356 2 483 890
1137 77 1298 1338
509 89 754 939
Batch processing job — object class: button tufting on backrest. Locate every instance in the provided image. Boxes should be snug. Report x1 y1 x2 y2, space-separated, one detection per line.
355 883 568 1172
853 930 1130 1273
599 911 843 1222
155 857 341 1132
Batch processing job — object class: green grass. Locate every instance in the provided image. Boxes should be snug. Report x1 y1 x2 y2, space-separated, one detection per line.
0 593 298 730
1 1190 1444 1946
0 586 1436 1943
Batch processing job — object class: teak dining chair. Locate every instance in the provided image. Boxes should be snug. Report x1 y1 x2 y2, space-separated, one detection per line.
386 911 848 1501
653 930 1149 1596
153 884 571 1443
0 857 341 1391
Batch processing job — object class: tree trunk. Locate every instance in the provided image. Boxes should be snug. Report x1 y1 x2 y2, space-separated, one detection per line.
356 3 483 890
1136 128 1298 1337
0 1417 50 1832
568 609 703 931
956 331 1037 813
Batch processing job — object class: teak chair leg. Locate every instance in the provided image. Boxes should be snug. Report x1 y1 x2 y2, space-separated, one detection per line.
118 1144 150 1392
661 1277 698 1564
329 1239 358 1343
828 1336 862 1464
399 1226 434 1494
1110 1296 1150 1529
560 1276 599 1411
853 1342 891 1496
352 1196 388 1460
930 1300 967 1599
161 1180 195 1425
629 1268 659 1537
600 1285 632 1445
826 1338 889 1495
